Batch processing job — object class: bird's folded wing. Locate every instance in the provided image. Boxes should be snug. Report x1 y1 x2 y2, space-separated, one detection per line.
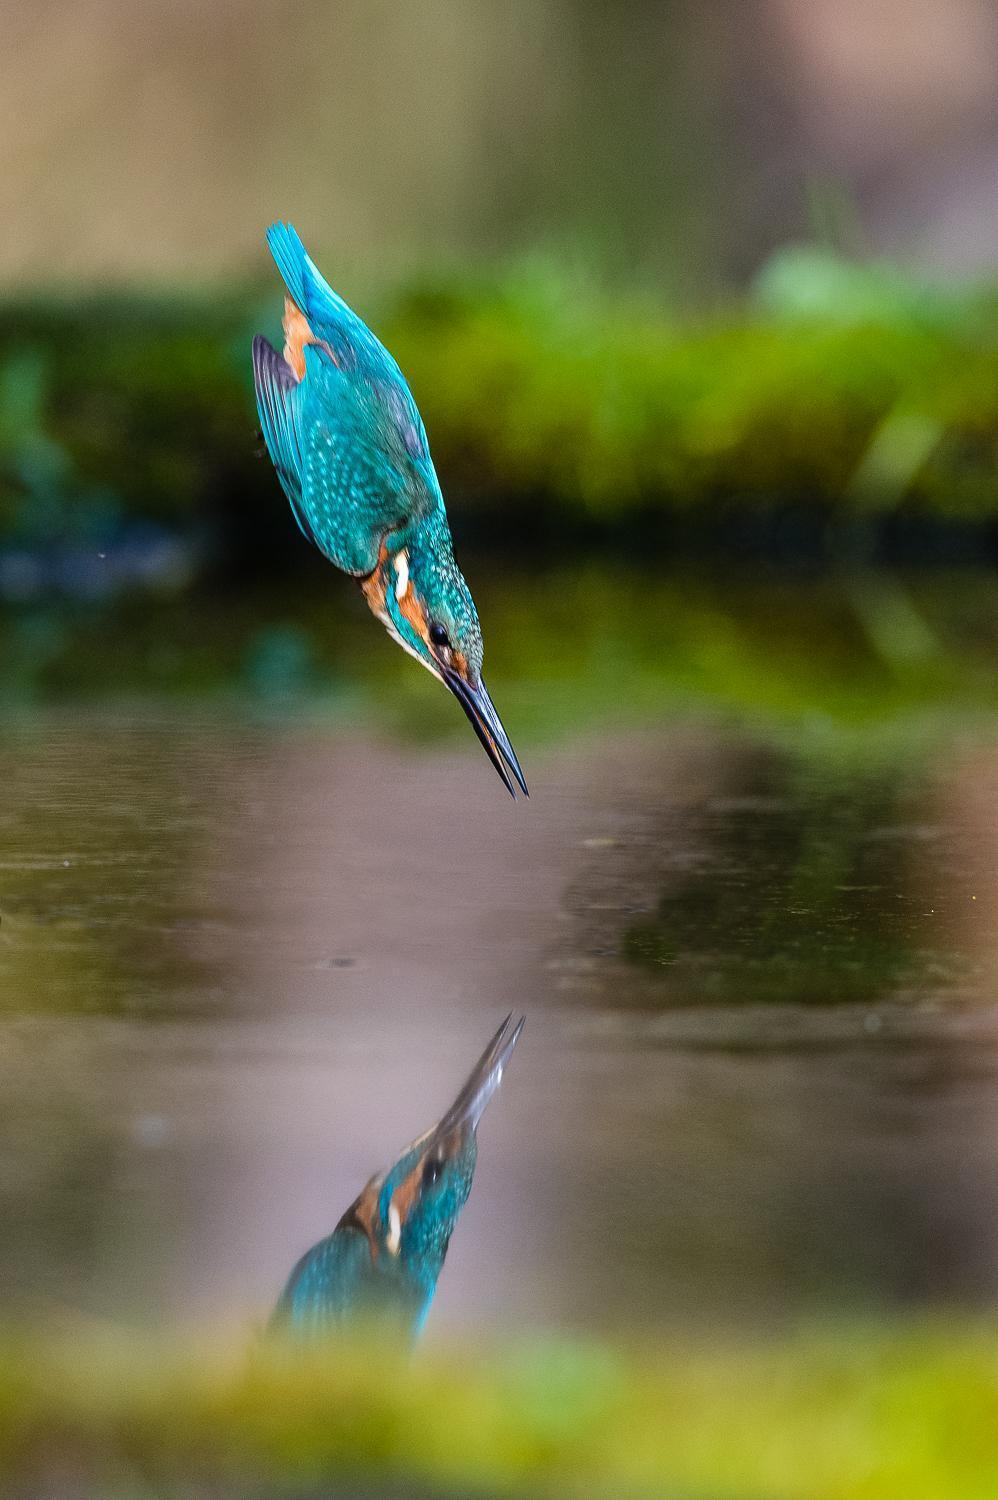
252 335 318 550
271 1227 372 1334
295 347 430 576
255 336 413 574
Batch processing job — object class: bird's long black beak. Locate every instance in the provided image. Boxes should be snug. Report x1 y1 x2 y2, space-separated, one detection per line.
437 1012 525 1137
443 668 528 798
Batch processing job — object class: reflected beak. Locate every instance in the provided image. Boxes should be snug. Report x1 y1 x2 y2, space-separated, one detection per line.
436 1012 526 1138
442 668 528 799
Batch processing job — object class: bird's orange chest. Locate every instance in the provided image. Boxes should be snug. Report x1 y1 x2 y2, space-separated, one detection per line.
360 545 391 623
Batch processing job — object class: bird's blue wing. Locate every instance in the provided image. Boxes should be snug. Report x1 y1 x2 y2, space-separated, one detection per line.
271 1223 423 1339
251 334 318 549
287 345 418 575
254 335 428 575
271 1228 371 1336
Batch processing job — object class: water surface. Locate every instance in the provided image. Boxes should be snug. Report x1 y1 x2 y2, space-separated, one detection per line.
4 571 998 1342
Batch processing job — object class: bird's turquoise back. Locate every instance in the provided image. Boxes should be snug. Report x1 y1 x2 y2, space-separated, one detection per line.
254 224 446 577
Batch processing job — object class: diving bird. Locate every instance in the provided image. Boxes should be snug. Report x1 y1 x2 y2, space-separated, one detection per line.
252 223 527 797
271 1012 524 1341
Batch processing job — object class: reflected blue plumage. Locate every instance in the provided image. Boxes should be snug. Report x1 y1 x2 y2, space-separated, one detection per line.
271 1014 524 1343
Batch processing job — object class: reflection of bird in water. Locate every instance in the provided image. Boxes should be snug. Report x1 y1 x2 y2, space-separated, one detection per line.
252 222 527 798
271 1014 524 1341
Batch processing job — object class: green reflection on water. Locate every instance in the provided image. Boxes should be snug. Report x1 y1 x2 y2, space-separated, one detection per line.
4 564 998 735
620 753 961 1005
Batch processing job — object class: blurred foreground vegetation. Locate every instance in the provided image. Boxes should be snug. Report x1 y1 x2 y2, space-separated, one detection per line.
1 1320 997 1498
3 246 998 575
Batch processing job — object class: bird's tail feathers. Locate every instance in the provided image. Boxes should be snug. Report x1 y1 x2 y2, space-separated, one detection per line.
266 222 369 354
266 222 312 311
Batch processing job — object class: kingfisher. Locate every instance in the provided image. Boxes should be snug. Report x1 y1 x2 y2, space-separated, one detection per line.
252 223 527 798
270 1012 524 1342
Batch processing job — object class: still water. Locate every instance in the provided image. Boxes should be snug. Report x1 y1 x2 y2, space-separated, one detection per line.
4 572 998 1343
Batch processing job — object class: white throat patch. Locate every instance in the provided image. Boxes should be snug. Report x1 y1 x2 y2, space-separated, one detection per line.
392 550 410 601
386 1202 402 1256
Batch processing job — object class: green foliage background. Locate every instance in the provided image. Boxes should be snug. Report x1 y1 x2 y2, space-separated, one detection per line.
3 248 998 555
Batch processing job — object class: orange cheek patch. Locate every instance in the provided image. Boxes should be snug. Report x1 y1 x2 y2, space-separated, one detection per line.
349 1181 383 1262
360 547 436 658
397 585 428 642
387 1133 465 1237
391 1161 424 1228
393 1133 463 1220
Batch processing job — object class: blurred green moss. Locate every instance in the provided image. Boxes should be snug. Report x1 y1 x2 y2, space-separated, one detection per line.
2 249 998 549
1 1320 997 1497
388 253 998 521
0 293 252 542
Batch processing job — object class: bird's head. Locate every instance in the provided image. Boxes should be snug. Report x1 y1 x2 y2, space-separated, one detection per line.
344 1014 524 1296
361 526 527 797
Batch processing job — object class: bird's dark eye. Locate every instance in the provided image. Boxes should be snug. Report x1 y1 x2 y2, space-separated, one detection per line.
422 1156 442 1187
428 622 450 648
